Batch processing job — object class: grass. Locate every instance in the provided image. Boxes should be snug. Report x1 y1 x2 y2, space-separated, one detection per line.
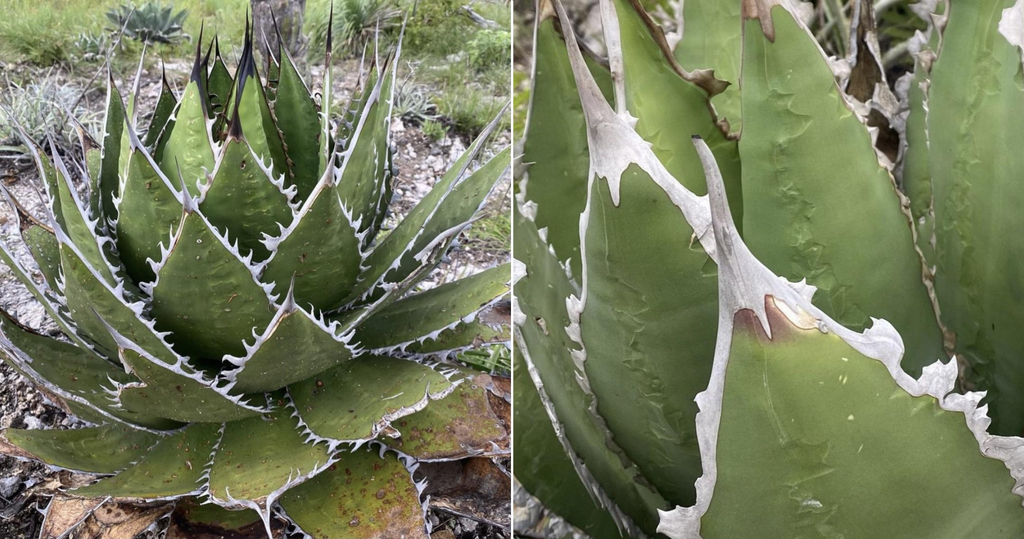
458 344 511 375
419 55 509 139
0 0 509 140
465 208 510 254
421 118 447 141
0 71 103 159
0 0 247 64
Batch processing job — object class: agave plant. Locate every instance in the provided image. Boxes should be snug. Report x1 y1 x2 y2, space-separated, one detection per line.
106 1 190 45
0 16 510 539
513 0 1024 536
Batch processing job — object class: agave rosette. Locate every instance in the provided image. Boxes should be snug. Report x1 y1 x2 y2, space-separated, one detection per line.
0 16 511 539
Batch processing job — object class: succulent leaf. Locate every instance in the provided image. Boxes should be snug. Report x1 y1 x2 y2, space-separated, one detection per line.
512 347 624 539
258 161 363 312
383 372 510 460
22 224 62 292
1 425 161 474
670 0 742 132
273 46 323 201
113 346 265 424
115 136 186 284
147 207 276 360
513 202 668 537
739 2 945 377
98 71 127 223
402 318 509 356
278 444 427 538
287 355 455 446
518 8 612 280
48 146 118 285
73 422 221 500
612 0 743 223
354 263 510 352
207 41 233 124
0 310 177 429
221 290 355 394
927 0 1024 435
353 142 511 304
58 239 175 361
656 136 1024 539
144 69 178 160
158 80 215 198
537 0 730 507
206 398 331 532
200 136 296 261
336 54 397 239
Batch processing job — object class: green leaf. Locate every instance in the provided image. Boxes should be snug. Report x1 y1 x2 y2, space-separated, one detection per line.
230 33 288 182
58 239 177 363
614 0 745 226
22 225 61 292
0 309 178 429
158 80 214 198
108 326 266 423
258 162 362 313
661 141 1024 537
73 423 220 500
278 445 426 539
115 137 184 284
207 398 331 534
144 69 177 160
207 43 233 122
318 19 334 177
147 208 274 360
383 373 510 460
1 425 160 474
199 136 295 262
1 187 62 292
222 290 354 394
520 13 613 279
336 55 396 236
513 202 668 537
48 147 116 285
901 34 939 266
0 233 91 351
98 72 126 223
9 123 65 233
540 2 729 505
512 348 624 539
274 49 322 201
738 4 945 377
288 355 454 445
671 0 742 132
350 141 510 304
354 264 510 352
696 305 1024 537
402 318 509 355
926 0 1024 435
613 0 742 225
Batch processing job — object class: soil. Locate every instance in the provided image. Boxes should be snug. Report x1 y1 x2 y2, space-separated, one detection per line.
0 55 510 539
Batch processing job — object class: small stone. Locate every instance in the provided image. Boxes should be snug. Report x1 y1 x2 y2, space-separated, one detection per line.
0 476 21 498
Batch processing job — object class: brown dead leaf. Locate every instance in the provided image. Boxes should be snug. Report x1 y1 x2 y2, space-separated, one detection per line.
419 458 510 529
39 495 105 539
39 495 172 539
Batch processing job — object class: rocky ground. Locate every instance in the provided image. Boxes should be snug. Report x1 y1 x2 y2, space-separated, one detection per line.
0 58 510 539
